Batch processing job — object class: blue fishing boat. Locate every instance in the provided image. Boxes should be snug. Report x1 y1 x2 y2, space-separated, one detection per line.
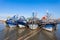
42 11 56 31
6 15 18 27
17 16 27 28
43 24 55 31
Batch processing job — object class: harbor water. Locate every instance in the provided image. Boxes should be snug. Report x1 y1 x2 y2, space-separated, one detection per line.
0 22 60 40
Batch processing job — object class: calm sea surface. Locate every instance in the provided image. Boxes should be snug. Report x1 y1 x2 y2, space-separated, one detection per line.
0 22 60 40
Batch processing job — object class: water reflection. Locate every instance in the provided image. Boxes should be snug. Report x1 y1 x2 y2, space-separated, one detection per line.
0 23 5 32
28 29 57 40
0 27 32 40
55 24 60 40
0 22 60 40
42 30 57 40
3 27 18 40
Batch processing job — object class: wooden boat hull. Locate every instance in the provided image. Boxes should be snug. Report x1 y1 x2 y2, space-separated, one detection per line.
17 21 27 28
42 24 54 31
18 24 26 28
29 24 38 29
6 21 18 28
8 24 17 28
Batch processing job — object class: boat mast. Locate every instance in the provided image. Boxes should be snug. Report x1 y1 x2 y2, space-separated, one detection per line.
32 12 34 29
46 10 51 21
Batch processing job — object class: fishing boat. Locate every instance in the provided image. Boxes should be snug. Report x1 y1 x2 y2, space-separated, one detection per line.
6 15 18 27
17 16 27 28
42 24 55 31
28 17 39 29
28 12 39 29
42 11 56 31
